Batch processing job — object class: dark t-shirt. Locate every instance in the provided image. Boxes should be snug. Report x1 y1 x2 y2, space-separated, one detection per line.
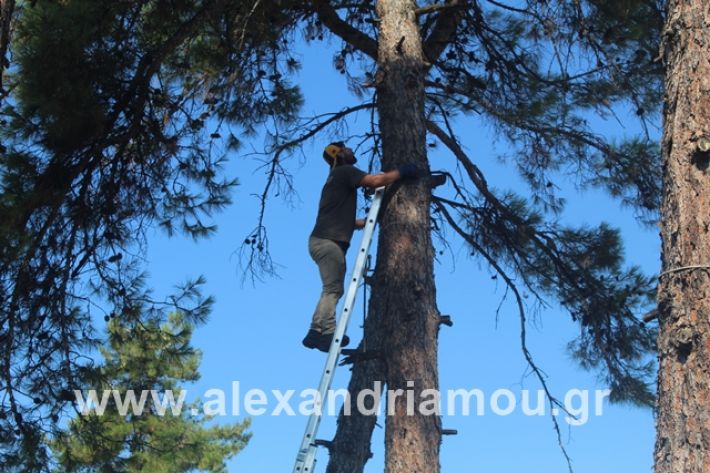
311 164 368 246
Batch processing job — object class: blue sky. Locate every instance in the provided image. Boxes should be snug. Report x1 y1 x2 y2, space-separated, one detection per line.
139 37 659 473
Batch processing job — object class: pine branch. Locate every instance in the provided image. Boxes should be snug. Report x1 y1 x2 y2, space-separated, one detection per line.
107 0 231 134
240 102 375 282
0 3 242 457
427 119 581 275
12 0 232 234
422 0 469 67
311 0 378 60
434 199 575 473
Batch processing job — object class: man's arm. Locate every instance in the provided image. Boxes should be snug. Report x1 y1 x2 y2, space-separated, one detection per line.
359 169 401 188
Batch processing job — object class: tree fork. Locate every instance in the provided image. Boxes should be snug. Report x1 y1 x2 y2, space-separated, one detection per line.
655 0 710 472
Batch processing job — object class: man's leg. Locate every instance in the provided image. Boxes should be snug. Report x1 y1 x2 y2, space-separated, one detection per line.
308 236 345 335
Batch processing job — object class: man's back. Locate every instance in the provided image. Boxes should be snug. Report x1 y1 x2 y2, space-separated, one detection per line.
311 164 366 245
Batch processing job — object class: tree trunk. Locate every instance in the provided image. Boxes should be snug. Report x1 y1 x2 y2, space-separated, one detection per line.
325 301 385 473
655 1 710 472
376 1 441 472
325 2 443 472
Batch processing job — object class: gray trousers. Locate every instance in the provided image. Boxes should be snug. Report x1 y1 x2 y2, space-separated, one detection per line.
308 236 346 334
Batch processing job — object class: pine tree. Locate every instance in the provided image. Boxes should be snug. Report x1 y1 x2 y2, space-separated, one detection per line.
654 0 710 471
0 1 259 467
51 310 250 473
0 1 665 471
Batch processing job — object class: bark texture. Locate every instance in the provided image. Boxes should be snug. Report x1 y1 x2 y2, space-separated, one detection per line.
325 299 385 473
376 1 441 472
655 1 710 472
325 2 456 471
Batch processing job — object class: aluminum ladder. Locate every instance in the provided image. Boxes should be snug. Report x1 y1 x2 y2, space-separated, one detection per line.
293 186 385 473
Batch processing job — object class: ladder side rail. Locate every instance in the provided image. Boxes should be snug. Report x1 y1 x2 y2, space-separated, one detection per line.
300 188 383 470
293 187 384 473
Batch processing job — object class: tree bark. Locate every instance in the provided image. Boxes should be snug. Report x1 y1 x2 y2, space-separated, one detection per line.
325 302 386 473
375 1 441 472
325 2 451 472
326 0 469 473
655 1 710 472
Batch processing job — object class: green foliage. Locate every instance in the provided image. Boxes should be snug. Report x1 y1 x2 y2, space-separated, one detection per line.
414 0 663 405
426 0 664 217
13 0 115 152
589 138 662 223
0 1 285 466
439 185 658 405
50 311 250 472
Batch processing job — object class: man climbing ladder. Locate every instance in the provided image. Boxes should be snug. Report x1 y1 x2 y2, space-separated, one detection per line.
302 142 419 352
293 182 385 473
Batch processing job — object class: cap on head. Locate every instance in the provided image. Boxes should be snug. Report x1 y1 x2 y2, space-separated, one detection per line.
323 142 345 166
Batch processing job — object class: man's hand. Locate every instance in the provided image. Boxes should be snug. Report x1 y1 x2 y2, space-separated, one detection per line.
398 163 421 180
360 163 421 188
355 218 366 229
